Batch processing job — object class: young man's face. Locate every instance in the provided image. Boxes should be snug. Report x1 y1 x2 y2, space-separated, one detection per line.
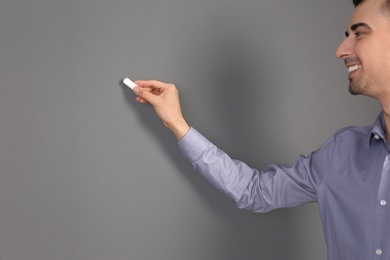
336 0 390 99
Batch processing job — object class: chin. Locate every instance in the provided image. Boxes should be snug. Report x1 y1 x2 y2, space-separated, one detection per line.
348 83 364 96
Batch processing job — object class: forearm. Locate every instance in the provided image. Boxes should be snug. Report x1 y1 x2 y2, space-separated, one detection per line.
178 128 318 212
178 128 255 206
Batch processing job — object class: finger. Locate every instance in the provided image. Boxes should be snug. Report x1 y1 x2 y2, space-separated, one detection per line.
134 80 168 90
136 96 149 104
133 86 159 104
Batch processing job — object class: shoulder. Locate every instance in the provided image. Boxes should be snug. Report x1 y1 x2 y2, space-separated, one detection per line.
316 125 372 159
333 125 372 140
313 125 371 158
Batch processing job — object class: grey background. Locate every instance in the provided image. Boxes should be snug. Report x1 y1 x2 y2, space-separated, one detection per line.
0 0 380 259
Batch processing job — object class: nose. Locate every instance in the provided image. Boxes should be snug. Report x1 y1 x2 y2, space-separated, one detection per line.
335 36 353 59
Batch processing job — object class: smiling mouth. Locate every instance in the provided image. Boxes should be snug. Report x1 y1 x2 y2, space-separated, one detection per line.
348 64 362 77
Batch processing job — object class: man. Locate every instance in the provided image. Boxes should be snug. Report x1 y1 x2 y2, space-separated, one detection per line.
130 0 390 259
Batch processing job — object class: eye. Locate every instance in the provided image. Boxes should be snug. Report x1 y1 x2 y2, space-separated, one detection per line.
354 30 367 38
355 32 362 37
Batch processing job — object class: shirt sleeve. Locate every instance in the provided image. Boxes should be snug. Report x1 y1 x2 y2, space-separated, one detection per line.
178 127 321 212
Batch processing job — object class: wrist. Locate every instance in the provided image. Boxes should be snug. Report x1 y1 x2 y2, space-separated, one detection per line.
168 119 190 141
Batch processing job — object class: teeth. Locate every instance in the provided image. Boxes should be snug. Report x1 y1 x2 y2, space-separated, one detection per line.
348 65 361 73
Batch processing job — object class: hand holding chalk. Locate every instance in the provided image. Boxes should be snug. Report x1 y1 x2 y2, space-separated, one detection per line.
129 80 190 140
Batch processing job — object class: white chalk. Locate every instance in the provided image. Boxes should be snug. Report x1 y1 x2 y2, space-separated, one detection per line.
123 78 138 90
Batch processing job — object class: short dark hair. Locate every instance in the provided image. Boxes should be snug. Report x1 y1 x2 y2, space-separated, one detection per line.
353 0 390 11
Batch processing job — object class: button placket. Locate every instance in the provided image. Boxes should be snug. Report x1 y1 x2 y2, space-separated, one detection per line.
373 155 390 258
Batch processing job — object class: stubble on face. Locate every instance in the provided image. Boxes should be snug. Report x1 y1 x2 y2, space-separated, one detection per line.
345 56 366 95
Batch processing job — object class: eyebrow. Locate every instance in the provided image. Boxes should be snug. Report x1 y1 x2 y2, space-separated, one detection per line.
345 22 372 37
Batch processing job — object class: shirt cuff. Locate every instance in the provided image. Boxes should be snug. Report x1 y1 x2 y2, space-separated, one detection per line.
178 127 210 162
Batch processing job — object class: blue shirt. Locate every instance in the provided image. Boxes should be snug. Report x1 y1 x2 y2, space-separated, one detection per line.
178 112 390 260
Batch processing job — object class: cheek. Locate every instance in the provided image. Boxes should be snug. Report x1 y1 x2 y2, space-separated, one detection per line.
377 45 390 76
357 41 387 72
376 37 390 70
367 47 390 85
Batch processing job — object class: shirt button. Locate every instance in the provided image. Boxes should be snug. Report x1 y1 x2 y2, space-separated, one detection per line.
374 134 380 140
376 249 383 255
380 200 387 206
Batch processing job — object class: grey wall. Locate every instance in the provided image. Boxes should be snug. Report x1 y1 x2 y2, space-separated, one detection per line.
0 0 380 259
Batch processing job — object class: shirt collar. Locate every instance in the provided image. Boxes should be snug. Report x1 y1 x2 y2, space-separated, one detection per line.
370 111 386 145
